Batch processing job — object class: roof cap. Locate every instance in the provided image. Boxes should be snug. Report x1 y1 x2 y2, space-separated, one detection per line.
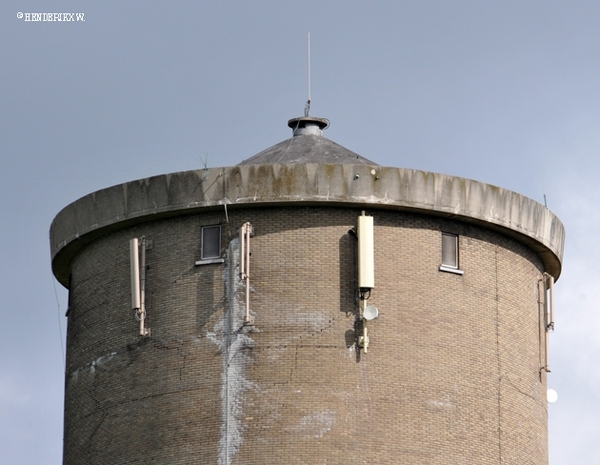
287 116 330 136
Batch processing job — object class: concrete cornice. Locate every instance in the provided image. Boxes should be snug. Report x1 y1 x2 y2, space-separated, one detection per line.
50 164 565 287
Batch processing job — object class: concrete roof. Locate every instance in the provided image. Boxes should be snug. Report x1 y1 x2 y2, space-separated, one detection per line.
238 135 378 166
238 116 378 166
50 163 565 287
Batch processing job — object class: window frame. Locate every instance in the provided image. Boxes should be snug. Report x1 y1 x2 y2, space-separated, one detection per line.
195 225 224 265
439 231 464 275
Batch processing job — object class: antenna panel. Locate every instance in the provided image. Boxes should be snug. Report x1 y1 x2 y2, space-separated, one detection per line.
129 238 141 310
358 215 374 289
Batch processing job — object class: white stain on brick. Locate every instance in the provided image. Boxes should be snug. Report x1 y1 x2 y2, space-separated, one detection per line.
347 345 356 358
427 400 456 410
292 409 335 438
279 310 330 331
71 351 117 379
208 238 256 465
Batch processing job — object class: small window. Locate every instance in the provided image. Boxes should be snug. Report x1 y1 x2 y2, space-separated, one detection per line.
201 225 221 259
440 232 463 275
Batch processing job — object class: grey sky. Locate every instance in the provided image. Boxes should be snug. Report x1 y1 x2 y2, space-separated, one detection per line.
1 1 598 463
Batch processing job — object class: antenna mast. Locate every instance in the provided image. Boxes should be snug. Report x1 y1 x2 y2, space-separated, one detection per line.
305 33 311 117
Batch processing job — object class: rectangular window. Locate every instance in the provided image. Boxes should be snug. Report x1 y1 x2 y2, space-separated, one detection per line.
201 225 221 260
440 232 463 275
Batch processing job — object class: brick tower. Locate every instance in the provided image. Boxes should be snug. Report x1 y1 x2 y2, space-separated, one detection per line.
50 115 564 464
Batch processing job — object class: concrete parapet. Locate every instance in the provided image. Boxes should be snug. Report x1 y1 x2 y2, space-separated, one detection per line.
50 164 564 286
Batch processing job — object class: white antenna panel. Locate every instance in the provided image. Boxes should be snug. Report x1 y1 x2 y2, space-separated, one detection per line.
129 238 141 310
357 214 374 289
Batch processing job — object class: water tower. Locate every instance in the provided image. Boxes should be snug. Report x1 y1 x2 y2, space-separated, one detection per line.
50 115 564 464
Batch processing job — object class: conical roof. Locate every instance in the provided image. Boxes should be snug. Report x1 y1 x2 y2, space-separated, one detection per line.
238 116 378 166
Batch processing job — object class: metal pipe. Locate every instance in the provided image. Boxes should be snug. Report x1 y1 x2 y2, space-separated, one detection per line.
240 223 253 325
139 237 147 336
547 274 555 330
362 298 369 353
544 324 550 372
538 274 554 372
239 224 245 280
245 224 251 324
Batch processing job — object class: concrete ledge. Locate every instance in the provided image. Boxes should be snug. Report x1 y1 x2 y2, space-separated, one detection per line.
194 258 225 266
439 266 465 275
50 164 565 286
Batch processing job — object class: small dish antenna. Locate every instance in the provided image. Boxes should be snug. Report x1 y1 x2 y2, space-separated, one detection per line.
364 305 379 321
547 389 558 403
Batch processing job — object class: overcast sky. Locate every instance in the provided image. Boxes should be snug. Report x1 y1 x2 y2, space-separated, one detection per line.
1 1 598 463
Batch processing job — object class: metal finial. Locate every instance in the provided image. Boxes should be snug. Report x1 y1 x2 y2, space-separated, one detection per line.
306 33 311 116
304 98 311 117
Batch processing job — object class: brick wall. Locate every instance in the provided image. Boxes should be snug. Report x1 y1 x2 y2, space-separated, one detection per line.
64 206 547 464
